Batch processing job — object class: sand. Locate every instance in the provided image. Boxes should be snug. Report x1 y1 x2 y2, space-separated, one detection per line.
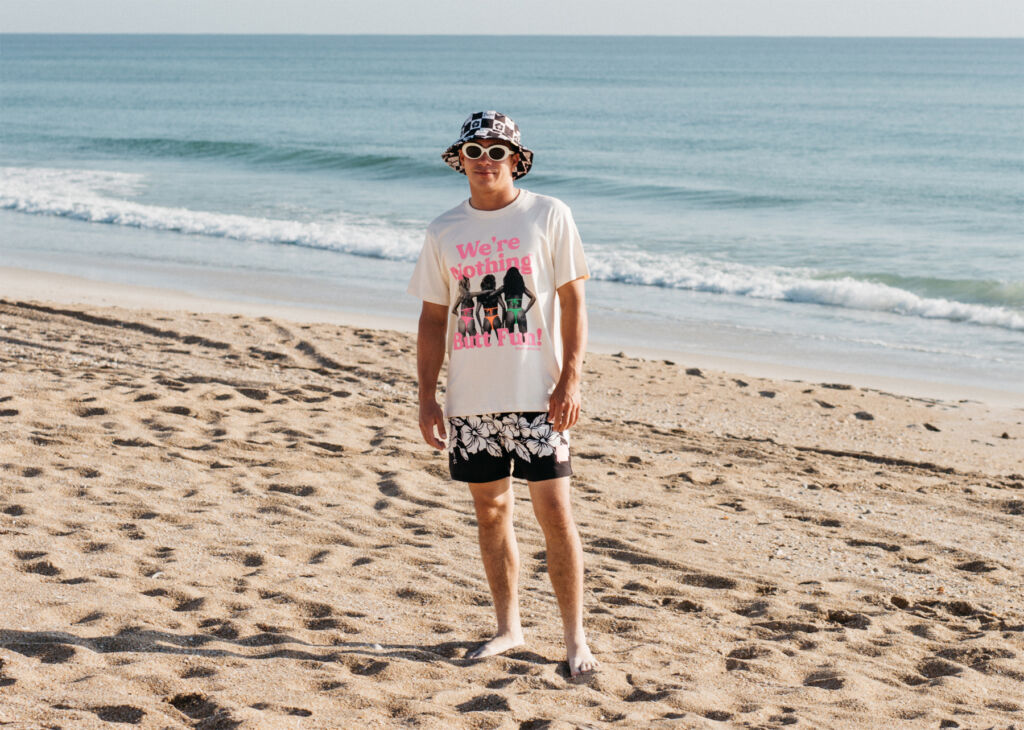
1 287 1022 729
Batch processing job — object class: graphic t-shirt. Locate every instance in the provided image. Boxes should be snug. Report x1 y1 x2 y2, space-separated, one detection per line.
407 189 589 418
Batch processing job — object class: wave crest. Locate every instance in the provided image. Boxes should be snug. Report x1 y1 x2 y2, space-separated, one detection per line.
588 251 1024 331
0 166 423 260
45 134 797 206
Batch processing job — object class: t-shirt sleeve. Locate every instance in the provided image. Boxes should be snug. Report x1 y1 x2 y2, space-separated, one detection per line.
407 230 450 306
550 202 590 289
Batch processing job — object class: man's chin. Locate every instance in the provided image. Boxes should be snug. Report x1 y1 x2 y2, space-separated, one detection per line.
470 175 506 191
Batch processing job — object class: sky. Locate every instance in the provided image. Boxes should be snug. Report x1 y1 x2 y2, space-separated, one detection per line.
2 0 1022 37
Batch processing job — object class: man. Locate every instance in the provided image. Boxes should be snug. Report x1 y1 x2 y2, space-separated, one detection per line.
407 111 598 680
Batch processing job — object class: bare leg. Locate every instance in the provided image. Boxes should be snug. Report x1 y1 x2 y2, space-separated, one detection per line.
466 477 525 659
528 476 598 678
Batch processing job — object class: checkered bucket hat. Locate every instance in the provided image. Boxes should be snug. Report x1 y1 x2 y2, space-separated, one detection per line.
442 111 534 180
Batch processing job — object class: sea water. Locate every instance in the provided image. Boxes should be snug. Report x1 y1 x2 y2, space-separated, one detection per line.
1 35 1022 392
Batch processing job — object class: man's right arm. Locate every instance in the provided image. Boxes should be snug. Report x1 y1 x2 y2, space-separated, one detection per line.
417 301 449 450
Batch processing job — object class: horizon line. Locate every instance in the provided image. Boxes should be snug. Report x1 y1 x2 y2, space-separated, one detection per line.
2 32 1022 40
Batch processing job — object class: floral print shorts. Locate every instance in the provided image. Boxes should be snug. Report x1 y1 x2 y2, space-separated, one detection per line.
447 412 572 483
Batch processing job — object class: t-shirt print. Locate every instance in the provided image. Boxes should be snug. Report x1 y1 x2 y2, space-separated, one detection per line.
449 235 542 352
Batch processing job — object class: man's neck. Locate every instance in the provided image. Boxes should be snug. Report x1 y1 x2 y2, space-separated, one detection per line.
468 186 520 212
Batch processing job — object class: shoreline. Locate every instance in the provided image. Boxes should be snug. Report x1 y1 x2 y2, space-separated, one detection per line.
3 264 1022 408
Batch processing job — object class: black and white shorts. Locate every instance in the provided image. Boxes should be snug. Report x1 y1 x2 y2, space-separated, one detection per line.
447 412 572 483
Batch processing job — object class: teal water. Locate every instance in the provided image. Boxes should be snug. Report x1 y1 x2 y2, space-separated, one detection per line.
2 35 1022 391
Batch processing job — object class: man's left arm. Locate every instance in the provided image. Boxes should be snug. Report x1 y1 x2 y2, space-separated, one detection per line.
547 277 588 432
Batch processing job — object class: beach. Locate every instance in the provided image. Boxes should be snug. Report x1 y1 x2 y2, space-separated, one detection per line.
1 270 1022 728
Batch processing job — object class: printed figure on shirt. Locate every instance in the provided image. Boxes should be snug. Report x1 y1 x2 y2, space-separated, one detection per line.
475 274 506 336
452 275 479 337
501 266 535 334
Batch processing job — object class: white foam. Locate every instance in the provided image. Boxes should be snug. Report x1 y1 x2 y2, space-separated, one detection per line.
0 166 423 262
3 166 1022 332
587 249 1024 331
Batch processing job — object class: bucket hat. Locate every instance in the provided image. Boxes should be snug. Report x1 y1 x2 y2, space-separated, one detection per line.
442 111 533 180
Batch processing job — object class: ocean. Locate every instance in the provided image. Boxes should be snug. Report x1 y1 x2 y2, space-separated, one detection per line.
2 35 1022 393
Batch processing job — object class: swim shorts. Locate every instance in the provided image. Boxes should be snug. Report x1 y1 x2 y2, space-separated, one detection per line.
447 412 573 483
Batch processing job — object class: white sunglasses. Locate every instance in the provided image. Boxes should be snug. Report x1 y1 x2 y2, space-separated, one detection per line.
461 142 517 162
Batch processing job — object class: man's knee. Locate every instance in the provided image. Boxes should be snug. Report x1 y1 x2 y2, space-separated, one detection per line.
532 496 574 535
475 502 512 529
528 478 573 530
470 480 513 527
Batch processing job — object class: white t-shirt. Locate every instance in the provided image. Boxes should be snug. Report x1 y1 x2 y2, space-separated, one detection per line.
407 189 589 418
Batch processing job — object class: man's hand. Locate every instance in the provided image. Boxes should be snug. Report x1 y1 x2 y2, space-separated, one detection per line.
547 379 581 432
419 399 448 450
548 277 587 432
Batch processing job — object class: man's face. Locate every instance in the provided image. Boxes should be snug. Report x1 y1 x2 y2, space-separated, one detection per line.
458 138 520 192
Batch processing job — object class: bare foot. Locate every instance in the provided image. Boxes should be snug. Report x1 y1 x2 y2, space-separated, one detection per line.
465 631 525 659
567 640 598 679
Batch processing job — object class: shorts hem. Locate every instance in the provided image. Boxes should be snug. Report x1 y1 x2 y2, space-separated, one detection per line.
511 462 573 482
449 465 513 483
